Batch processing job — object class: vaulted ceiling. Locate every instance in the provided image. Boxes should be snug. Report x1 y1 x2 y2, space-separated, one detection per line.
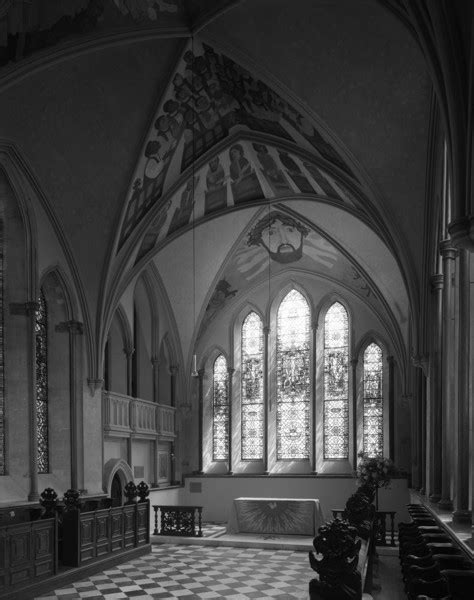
0 0 433 375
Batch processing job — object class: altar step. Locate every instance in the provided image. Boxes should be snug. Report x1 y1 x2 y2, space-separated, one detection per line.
151 521 399 553
151 522 314 551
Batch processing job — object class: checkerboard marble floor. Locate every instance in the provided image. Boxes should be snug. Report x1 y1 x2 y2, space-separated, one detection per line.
35 544 310 599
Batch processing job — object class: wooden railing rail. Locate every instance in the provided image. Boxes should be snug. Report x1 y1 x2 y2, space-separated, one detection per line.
331 508 397 547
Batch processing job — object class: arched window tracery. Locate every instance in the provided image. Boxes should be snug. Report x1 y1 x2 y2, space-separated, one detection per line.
276 289 310 460
241 311 264 460
323 302 349 460
35 289 49 474
363 342 384 457
212 354 229 461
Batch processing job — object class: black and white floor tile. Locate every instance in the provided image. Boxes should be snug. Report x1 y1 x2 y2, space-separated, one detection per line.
35 544 310 600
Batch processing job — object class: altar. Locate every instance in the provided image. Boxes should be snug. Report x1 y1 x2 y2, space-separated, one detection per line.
227 497 324 537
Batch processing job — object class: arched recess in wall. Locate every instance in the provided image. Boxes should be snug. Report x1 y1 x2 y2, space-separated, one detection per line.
0 163 36 482
133 275 154 401
103 458 134 496
105 304 131 396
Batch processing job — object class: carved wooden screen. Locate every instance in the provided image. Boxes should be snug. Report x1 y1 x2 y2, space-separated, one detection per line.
212 354 229 461
276 290 310 460
241 311 264 460
363 343 384 457
323 302 349 459
35 289 49 473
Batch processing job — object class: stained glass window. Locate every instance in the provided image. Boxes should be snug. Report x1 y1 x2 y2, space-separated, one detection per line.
241 312 264 460
212 354 229 461
0 218 4 475
323 302 349 459
363 343 383 457
276 290 310 460
35 290 49 473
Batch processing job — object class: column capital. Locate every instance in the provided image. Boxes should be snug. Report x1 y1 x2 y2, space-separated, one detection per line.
387 355 395 366
350 358 358 368
151 356 160 367
439 239 458 260
311 321 319 331
263 326 270 336
87 378 103 396
9 301 39 315
55 320 84 334
197 368 205 381
169 365 179 376
123 346 135 358
412 353 429 377
430 273 444 291
227 366 235 376
447 216 474 250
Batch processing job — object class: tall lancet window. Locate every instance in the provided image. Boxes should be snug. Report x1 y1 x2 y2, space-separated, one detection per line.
324 302 349 459
212 354 229 461
35 289 49 473
241 312 264 460
363 343 383 457
276 289 310 460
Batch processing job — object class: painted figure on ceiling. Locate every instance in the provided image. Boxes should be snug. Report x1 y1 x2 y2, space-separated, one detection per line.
229 144 263 205
205 156 228 215
247 211 310 264
278 151 314 194
167 175 199 235
253 143 292 196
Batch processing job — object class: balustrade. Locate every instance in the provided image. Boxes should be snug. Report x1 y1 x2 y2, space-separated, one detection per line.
102 392 176 438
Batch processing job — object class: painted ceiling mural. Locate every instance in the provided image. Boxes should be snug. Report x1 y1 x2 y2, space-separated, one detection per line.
118 38 360 251
197 208 378 337
133 140 357 264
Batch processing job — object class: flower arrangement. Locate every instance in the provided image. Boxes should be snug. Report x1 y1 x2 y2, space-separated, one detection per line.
356 452 396 490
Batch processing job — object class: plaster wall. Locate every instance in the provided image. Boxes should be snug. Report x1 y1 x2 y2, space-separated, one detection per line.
181 475 410 525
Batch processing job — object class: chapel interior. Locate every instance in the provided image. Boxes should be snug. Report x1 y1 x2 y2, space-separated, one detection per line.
0 0 473 599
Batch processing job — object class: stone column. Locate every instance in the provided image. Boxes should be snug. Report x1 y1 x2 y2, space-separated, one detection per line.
410 362 421 490
197 369 204 474
263 326 270 474
123 346 134 397
438 242 457 510
168 365 179 481
453 249 471 523
151 356 160 403
351 358 358 469
227 366 234 474
10 301 39 501
420 373 427 495
387 356 395 461
412 356 429 495
170 365 178 408
56 320 84 490
429 274 443 502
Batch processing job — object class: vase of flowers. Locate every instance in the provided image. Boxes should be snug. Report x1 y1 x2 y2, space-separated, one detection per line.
356 452 396 510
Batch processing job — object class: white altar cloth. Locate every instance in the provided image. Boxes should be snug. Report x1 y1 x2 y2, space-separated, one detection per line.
227 497 324 536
